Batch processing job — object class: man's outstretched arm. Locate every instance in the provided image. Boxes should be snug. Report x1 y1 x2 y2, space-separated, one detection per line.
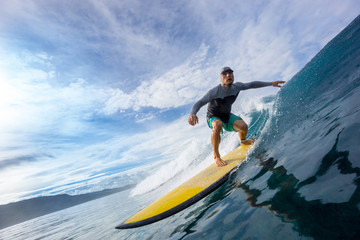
241 80 285 89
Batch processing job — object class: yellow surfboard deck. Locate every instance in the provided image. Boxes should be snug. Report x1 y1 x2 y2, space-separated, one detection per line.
116 143 253 229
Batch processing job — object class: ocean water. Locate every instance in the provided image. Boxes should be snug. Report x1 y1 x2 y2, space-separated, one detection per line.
1 15 360 240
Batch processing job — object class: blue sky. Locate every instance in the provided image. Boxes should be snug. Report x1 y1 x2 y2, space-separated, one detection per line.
0 0 359 204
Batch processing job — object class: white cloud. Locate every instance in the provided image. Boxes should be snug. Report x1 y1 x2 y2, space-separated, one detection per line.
101 43 213 112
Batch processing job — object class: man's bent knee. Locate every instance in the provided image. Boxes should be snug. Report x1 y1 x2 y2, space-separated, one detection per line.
212 120 223 133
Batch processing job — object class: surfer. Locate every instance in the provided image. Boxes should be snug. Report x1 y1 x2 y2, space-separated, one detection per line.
188 67 285 167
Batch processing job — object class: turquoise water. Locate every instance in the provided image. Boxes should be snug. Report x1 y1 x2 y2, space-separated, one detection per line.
1 15 359 240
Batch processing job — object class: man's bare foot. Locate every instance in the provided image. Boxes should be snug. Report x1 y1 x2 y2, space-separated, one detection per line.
241 138 255 145
215 157 227 167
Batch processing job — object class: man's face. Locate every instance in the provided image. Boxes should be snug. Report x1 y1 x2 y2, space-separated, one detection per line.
221 71 234 85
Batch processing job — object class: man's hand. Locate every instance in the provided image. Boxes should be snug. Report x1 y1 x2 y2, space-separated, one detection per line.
188 113 199 126
272 80 286 88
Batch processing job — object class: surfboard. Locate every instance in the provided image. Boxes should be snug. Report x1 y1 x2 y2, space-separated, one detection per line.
116 143 254 229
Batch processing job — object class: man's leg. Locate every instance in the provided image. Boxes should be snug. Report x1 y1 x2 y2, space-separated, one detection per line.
211 119 227 167
233 119 255 145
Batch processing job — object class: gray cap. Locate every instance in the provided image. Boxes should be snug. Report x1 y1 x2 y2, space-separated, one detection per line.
220 67 233 75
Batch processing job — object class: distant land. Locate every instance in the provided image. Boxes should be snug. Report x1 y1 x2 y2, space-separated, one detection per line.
0 185 135 230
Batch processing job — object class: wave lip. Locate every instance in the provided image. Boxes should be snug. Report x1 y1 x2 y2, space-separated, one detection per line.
245 15 360 238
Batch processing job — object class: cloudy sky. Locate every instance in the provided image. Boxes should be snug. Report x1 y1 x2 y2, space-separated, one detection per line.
0 0 359 204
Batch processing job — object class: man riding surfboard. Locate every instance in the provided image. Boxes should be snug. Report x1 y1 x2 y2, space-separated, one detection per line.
188 67 285 167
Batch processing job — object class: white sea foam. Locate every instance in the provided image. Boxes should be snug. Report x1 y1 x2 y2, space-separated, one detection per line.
130 137 210 196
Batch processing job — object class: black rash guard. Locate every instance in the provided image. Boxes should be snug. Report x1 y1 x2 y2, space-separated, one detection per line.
191 81 272 123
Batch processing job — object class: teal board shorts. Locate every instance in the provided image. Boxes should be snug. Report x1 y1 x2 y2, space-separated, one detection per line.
208 114 242 132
